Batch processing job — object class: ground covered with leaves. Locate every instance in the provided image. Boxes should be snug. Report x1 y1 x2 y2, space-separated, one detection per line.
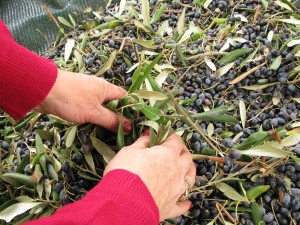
1 0 300 224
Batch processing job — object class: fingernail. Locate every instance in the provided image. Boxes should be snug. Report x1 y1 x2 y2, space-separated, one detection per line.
123 121 132 133
189 203 193 209
142 128 150 136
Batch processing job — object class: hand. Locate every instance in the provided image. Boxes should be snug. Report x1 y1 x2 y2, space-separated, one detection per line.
34 69 131 133
104 133 196 221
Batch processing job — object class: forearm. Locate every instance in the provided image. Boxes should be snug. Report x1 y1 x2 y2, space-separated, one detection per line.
23 170 159 225
0 20 57 120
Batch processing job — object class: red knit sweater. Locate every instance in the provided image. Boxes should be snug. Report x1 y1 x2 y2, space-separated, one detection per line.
0 20 159 225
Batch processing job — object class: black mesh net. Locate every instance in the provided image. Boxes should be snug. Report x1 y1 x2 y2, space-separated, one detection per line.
0 0 110 54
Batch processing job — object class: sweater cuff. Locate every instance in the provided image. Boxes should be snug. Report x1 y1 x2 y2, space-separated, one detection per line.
0 20 57 120
84 169 160 224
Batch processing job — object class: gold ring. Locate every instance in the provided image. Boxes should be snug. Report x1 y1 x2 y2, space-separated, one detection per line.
179 177 191 201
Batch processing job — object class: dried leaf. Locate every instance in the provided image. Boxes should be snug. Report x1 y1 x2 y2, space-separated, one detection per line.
287 39 300 47
239 100 246 128
276 18 300 25
203 0 213 9
267 30 274 42
64 39 75 63
234 14 248 22
134 90 167 100
0 202 43 222
177 7 186 35
272 96 281 105
275 0 293 11
207 123 214 137
117 0 126 16
240 82 278 91
141 0 151 27
204 57 216 71
216 62 235 77
157 20 169 37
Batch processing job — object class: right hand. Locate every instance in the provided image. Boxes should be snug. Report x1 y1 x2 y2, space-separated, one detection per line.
104 133 196 221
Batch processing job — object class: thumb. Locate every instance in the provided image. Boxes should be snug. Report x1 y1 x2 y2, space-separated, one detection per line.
129 132 151 149
162 201 192 221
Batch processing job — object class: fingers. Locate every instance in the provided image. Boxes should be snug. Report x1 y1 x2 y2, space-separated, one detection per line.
180 149 195 183
89 105 131 133
161 134 184 156
130 135 150 149
99 78 127 102
161 201 192 221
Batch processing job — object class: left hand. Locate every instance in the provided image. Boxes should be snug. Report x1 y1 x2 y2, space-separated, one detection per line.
34 69 131 133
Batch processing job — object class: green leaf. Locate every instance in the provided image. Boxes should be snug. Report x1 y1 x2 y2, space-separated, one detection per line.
191 105 228 121
260 0 269 10
236 131 268 150
157 20 169 37
247 185 270 200
35 129 54 142
240 144 291 158
77 171 99 181
117 120 125 151
16 155 30 174
138 121 160 133
270 55 282 70
74 50 84 71
90 137 116 163
141 0 151 26
176 45 187 66
251 202 266 225
151 3 167 23
216 182 248 201
35 133 44 154
0 202 43 222
141 105 162 121
2 173 34 188
129 54 162 93
47 164 58 181
83 152 96 173
64 39 75 63
66 125 78 148
212 18 229 24
58 16 73 28
291 155 300 165
219 49 250 64
95 50 117 76
241 44 261 66
68 14 76 27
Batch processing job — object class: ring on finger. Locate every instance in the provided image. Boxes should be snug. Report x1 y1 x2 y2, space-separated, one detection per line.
179 177 191 201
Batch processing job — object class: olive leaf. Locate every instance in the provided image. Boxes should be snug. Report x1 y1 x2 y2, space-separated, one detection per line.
251 202 266 225
239 100 246 128
90 137 116 163
216 182 248 202
95 50 117 76
66 125 78 148
240 144 291 158
246 185 270 200
216 62 234 77
219 49 250 64
64 39 75 63
270 55 282 70
58 16 73 28
0 202 44 222
141 0 151 27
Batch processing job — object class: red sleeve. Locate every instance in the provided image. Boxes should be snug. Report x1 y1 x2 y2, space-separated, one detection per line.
24 169 159 225
0 20 57 120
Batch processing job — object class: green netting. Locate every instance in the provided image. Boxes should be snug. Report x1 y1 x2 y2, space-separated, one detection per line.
0 0 111 54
